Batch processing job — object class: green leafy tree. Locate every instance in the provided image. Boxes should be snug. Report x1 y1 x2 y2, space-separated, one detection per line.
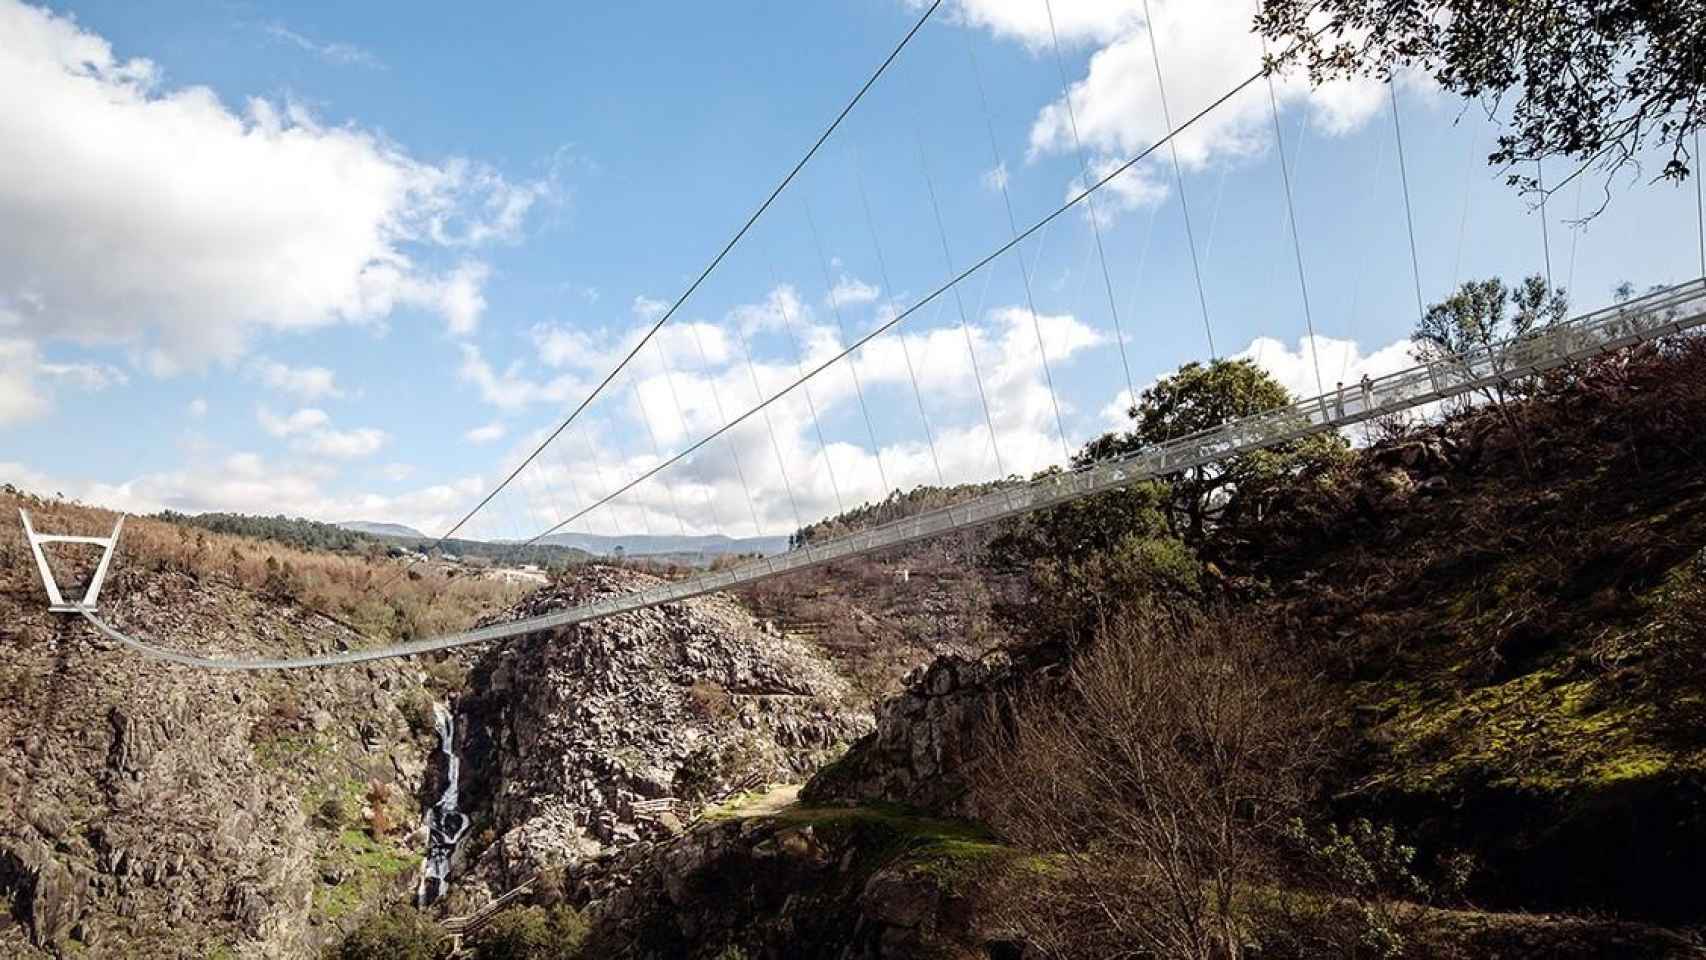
1256 0 1706 198
1414 274 1567 405
1095 358 1346 541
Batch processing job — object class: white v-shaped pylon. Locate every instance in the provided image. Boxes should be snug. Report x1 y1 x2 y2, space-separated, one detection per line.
19 509 125 613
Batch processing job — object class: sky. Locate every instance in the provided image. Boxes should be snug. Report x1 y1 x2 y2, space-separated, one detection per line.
2 0 1701 540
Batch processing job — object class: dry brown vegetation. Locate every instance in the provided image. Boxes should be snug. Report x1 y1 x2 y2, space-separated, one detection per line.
739 529 1008 700
0 486 527 644
960 334 1706 956
973 607 1330 960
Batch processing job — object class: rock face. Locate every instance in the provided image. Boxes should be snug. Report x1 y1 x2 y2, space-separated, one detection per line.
0 566 437 958
454 566 873 895
803 648 1059 817
564 800 1017 960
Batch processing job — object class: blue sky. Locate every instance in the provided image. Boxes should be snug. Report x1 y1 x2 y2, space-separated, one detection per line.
3 0 1701 539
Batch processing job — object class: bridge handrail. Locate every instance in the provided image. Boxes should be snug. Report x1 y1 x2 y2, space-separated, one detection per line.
79 279 1706 669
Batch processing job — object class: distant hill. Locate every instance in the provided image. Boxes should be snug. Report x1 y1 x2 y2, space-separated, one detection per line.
537 532 789 557
337 520 429 539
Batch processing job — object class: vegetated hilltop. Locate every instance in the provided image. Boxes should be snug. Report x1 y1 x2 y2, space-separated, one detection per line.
0 494 521 958
737 482 1018 701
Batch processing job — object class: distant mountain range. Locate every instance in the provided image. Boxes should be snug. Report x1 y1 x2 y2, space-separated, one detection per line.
536 532 790 557
337 521 429 540
335 521 788 558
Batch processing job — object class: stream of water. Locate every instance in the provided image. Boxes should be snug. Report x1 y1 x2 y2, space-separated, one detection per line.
418 701 468 906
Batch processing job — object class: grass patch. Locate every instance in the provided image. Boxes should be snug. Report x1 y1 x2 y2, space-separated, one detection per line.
312 828 421 923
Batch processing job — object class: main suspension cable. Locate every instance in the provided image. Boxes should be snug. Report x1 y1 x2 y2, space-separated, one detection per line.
805 197 890 497
917 131 1006 479
1390 82 1427 323
423 0 942 553
852 142 944 485
970 29 1070 463
1044 0 1135 403
523 58 1276 545
1143 0 1216 358
1265 46 1324 397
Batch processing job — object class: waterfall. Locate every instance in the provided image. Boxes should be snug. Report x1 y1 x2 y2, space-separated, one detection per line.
418 701 469 906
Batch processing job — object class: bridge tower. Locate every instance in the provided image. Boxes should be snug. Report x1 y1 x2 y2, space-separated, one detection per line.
19 509 125 613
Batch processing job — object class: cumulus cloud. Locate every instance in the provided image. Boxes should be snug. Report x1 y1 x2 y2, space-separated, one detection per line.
38 359 128 391
465 421 507 444
0 337 128 425
937 0 1401 217
1236 332 1416 396
256 406 330 437
475 285 1114 538
0 339 50 425
6 454 483 535
457 343 590 411
0 0 552 372
1098 333 1418 430
255 405 385 458
300 426 387 459
249 358 343 400
827 275 880 308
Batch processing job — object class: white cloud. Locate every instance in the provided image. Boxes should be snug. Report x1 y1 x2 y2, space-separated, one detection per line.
300 426 387 459
0 338 49 425
1098 333 1418 430
249 358 343 399
262 22 383 69
257 406 330 437
927 0 1142 46
381 462 414 482
457 342 589 411
38 359 127 390
1235 333 1416 398
632 295 669 322
477 287 1115 538
187 397 208 418
5 455 484 535
937 0 1400 217
827 275 880 308
0 0 551 371
465 421 507 444
0 336 128 425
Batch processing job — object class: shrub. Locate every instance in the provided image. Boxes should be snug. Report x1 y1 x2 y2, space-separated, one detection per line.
468 905 588 960
329 906 442 960
972 607 1327 960
399 690 437 739
316 794 353 830
684 680 733 722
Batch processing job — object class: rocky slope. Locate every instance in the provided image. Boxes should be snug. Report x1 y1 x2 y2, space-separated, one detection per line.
0 495 457 958
445 566 873 905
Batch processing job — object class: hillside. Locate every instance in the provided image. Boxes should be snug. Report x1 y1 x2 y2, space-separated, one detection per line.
337 522 429 540
0 491 518 957
380 337 1706 959
535 531 789 558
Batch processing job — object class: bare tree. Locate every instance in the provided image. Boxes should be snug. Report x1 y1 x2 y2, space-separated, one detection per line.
972 608 1328 960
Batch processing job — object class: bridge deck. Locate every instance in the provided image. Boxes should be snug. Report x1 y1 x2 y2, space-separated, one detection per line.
80 278 1706 669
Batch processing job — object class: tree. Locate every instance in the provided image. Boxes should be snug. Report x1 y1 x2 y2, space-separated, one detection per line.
986 477 1196 640
1414 274 1567 404
1256 0 1706 199
1096 358 1345 542
973 609 1327 960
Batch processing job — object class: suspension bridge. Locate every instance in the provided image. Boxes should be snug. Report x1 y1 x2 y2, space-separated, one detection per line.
29 1 1706 670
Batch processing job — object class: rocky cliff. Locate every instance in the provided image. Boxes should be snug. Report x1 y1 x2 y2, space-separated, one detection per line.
447 566 874 903
0 502 453 958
